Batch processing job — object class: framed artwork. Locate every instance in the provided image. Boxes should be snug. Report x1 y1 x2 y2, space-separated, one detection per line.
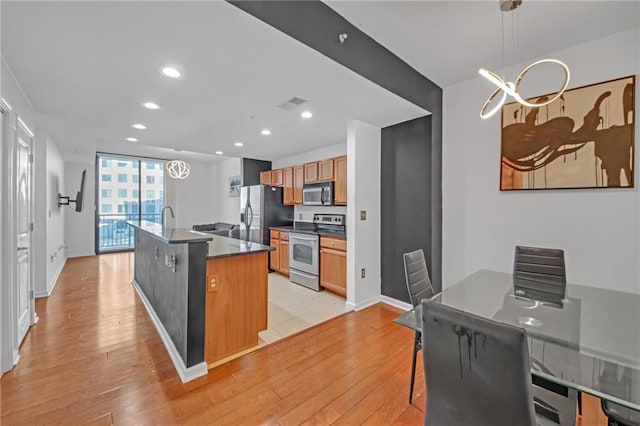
228 175 241 197
501 75 635 190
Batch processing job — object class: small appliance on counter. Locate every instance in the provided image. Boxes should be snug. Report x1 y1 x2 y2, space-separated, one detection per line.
302 181 334 206
289 213 345 291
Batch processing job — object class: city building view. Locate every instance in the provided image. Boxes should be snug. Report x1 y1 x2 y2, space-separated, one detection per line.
97 155 165 252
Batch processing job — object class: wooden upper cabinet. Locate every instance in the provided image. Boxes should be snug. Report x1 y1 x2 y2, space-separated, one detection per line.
293 166 303 205
271 169 283 187
260 170 272 185
283 167 294 205
317 159 334 181
304 162 318 183
334 156 347 205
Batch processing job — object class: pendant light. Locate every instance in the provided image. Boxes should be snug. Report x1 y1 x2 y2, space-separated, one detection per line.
166 160 190 179
479 0 570 119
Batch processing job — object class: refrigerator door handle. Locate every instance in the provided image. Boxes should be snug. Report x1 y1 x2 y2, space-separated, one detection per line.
248 205 254 227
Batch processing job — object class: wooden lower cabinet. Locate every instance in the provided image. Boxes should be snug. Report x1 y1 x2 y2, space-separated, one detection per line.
320 236 347 297
270 230 289 276
205 252 268 364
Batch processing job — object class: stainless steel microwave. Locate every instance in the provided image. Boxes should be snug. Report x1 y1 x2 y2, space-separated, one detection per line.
302 182 334 206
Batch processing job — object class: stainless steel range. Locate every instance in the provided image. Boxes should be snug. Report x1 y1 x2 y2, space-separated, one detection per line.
289 213 345 291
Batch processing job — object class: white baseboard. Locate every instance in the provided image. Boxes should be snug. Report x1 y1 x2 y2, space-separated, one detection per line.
380 295 413 311
353 296 381 311
36 257 67 298
131 279 207 383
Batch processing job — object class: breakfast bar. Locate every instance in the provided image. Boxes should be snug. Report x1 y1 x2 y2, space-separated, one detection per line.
128 220 272 382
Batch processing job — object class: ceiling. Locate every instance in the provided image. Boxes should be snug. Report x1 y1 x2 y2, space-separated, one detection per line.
328 0 640 88
1 1 427 163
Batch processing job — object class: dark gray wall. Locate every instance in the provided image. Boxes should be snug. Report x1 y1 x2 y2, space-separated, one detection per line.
133 229 206 367
228 1 442 292
381 116 435 302
241 158 271 186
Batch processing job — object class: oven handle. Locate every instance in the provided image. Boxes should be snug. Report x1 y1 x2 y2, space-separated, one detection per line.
291 235 318 242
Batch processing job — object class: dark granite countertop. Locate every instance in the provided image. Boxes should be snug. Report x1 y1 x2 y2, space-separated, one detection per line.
270 225 346 239
128 220 214 244
207 235 273 259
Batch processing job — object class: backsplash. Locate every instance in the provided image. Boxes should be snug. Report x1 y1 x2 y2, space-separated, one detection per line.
294 205 347 222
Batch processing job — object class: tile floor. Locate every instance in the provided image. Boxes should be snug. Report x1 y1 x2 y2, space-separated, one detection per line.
259 272 351 345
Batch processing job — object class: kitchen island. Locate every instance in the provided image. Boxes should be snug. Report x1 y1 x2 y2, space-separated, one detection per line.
128 220 272 382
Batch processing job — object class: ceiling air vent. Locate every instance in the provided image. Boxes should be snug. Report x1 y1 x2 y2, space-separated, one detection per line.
277 96 307 110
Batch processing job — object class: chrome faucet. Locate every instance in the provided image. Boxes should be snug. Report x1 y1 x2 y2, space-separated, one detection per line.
161 205 175 228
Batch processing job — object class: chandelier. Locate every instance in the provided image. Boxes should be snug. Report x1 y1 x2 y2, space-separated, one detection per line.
166 160 190 179
479 0 570 119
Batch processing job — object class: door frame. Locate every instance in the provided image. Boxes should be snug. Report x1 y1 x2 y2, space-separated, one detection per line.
0 97 36 375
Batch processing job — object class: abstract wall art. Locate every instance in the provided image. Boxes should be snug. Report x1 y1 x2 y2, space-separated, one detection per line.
501 75 635 190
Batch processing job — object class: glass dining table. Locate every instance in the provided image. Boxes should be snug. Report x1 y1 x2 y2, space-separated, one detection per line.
394 270 640 417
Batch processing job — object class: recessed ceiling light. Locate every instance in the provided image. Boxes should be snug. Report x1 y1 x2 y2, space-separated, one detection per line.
234 142 244 147
161 67 181 78
216 151 224 155
142 102 160 110
261 129 271 136
301 111 313 119
125 137 139 142
131 123 147 130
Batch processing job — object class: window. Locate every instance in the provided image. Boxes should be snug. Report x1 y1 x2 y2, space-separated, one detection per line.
101 204 112 213
117 161 127 167
117 204 125 213
118 189 127 198
132 175 139 184
101 189 112 198
102 174 112 182
146 176 155 184
101 159 112 168
146 163 154 170
132 189 139 198
146 190 155 199
117 174 127 183
145 204 156 214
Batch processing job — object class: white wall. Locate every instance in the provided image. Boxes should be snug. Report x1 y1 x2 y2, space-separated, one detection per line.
346 121 381 310
171 160 217 228
271 142 346 169
213 158 241 224
64 161 95 257
45 136 66 292
443 28 640 293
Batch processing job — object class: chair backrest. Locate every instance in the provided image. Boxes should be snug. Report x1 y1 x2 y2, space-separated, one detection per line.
421 299 536 426
513 246 567 302
403 249 435 307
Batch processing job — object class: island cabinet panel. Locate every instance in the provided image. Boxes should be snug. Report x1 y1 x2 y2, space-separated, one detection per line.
260 170 271 185
283 167 294 205
205 252 268 364
334 156 347 205
320 236 347 298
293 166 304 204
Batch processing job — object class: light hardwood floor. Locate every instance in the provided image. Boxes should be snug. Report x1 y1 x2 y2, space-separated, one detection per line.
1 253 609 425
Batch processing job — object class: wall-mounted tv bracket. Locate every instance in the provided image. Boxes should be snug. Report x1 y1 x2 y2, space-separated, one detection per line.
58 194 78 208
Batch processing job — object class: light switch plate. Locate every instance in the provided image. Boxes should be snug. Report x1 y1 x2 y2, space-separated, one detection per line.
360 210 367 221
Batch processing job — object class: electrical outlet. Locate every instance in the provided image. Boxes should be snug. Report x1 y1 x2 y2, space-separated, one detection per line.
360 210 367 221
207 275 218 292
361 268 366 278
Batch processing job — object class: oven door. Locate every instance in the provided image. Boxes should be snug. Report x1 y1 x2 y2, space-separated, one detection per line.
289 233 319 275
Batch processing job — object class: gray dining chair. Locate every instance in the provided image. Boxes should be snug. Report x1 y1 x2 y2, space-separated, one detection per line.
599 363 640 426
402 248 435 404
421 299 565 426
513 246 583 414
513 246 567 303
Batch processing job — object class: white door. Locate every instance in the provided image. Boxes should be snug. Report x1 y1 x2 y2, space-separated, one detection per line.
16 122 33 345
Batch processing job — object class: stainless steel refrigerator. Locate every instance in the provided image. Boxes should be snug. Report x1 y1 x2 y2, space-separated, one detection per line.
239 185 294 245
